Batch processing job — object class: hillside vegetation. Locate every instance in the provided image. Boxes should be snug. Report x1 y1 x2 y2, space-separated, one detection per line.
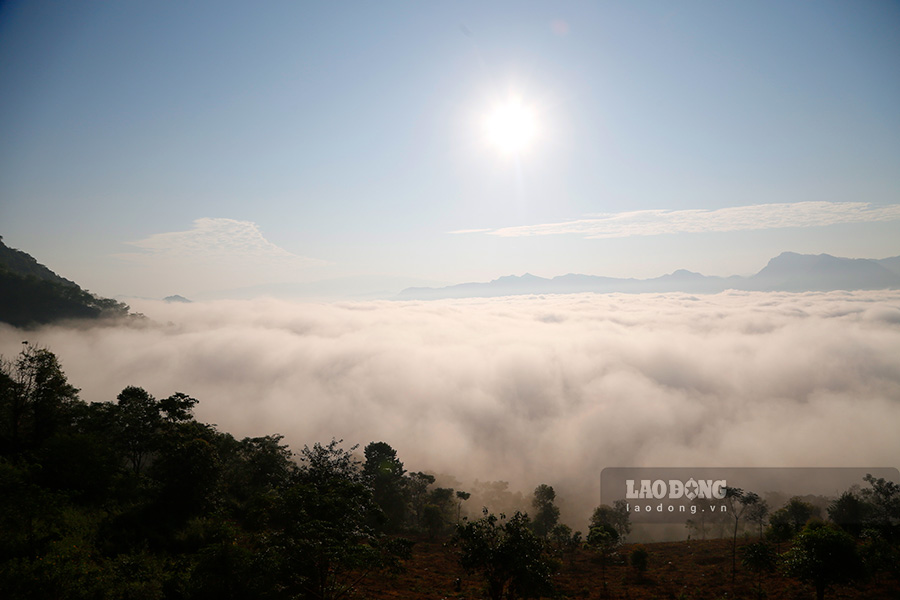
0 237 132 327
1 345 898 599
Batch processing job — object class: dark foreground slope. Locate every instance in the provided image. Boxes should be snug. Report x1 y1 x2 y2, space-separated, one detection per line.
364 536 900 600
0 237 131 327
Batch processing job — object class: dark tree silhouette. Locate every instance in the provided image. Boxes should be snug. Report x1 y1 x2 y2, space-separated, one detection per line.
741 541 777 599
768 496 821 539
746 497 769 539
588 520 619 588
115 386 162 475
405 471 436 529
0 344 80 453
455 490 471 523
723 487 759 585
860 473 900 541
630 545 649 582
363 441 407 532
549 523 581 552
455 510 557 600
424 487 456 537
530 483 560 538
0 238 132 327
828 490 869 537
158 391 198 422
590 500 631 541
782 522 865 600
269 439 411 600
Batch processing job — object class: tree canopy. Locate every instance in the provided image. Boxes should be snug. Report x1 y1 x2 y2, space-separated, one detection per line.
454 510 557 600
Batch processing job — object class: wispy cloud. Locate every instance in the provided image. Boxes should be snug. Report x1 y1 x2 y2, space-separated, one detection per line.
115 218 324 295
125 218 317 263
448 228 494 235
478 201 900 239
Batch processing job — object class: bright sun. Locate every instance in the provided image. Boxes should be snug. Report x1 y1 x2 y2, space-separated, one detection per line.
484 96 538 156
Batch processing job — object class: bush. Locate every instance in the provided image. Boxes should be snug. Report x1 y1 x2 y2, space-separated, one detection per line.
455 510 558 600
782 522 865 600
630 545 649 580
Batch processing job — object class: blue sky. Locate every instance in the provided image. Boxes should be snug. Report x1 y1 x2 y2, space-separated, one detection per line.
1 0 899 298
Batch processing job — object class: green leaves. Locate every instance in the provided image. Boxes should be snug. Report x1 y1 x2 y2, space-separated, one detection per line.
455 510 558 600
590 500 631 541
1 345 81 453
782 522 865 599
269 439 411 600
531 484 560 539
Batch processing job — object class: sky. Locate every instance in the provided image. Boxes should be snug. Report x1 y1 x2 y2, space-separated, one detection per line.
1 0 899 299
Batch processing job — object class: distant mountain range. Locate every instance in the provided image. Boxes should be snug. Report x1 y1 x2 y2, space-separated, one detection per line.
0 237 133 327
396 252 900 300
3 237 899 320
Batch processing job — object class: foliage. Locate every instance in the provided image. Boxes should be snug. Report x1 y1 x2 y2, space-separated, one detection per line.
0 346 416 600
531 483 560 538
767 497 821 541
587 521 619 585
149 420 220 525
365 442 466 537
0 239 133 327
405 471 436 529
115 386 163 475
159 391 199 423
590 500 631 541
859 528 900 582
424 487 456 538
3 345 897 599
741 541 777 600
781 522 865 600
745 498 770 539
454 510 558 600
722 486 760 583
363 441 407 532
468 480 526 518
860 473 900 541
549 523 582 553
455 490 471 523
629 545 649 580
0 344 80 453
828 490 869 537
268 439 412 600
741 540 777 573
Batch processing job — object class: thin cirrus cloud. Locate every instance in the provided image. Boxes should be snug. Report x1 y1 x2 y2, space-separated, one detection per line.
447 228 494 235
124 218 318 263
462 201 900 239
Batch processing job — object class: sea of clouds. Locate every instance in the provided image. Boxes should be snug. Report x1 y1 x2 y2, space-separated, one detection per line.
2 290 899 527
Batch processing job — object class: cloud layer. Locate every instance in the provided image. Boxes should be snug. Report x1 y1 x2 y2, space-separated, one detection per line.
3 290 899 527
476 201 900 239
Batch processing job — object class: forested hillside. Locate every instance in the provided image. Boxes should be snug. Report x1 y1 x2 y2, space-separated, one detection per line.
0 237 132 327
1 346 898 599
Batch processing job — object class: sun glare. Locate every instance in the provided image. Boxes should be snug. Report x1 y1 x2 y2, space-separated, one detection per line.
484 96 538 156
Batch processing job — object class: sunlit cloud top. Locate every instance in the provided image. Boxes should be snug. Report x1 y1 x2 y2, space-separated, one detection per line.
3 290 899 523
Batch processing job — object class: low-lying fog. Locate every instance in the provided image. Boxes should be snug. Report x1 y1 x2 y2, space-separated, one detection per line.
3 290 899 530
